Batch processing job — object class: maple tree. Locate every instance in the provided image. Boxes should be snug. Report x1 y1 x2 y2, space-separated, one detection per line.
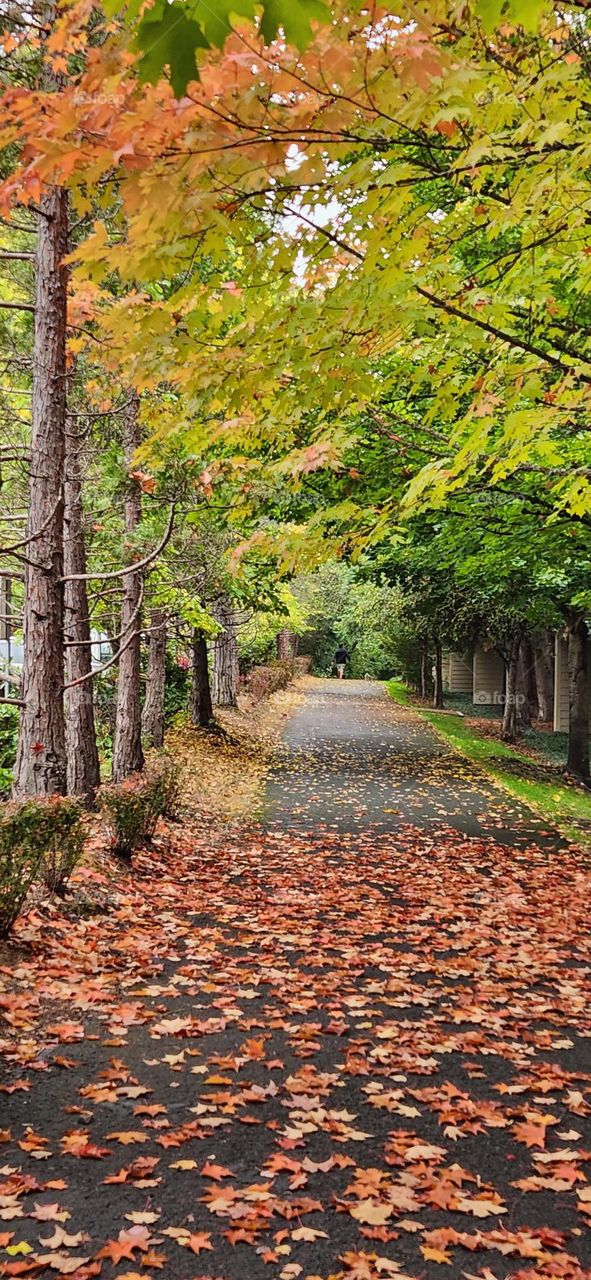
1 17 591 1279
1 0 591 780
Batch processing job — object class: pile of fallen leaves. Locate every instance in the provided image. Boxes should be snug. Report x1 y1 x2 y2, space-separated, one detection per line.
1 808 590 1280
165 683 305 824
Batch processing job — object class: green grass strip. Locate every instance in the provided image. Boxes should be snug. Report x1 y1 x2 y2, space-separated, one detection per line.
386 679 591 850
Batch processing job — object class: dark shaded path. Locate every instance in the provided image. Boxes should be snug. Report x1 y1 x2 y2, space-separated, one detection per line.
1 679 590 1280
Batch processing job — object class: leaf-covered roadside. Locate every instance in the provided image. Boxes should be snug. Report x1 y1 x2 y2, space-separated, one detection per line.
1 804 591 1277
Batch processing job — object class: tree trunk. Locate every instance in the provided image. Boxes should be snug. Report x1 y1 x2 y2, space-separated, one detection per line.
142 607 166 748
502 635 521 742
13 186 69 798
191 629 214 727
516 638 534 730
112 394 144 781
533 631 554 721
212 598 239 707
63 430 100 806
420 649 428 699
566 614 589 779
277 629 298 661
433 638 444 709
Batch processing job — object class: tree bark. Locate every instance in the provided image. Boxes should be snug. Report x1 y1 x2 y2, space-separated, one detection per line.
191 628 214 727
502 634 521 741
13 186 68 798
142 607 167 748
63 431 100 806
212 598 239 707
533 631 554 721
516 638 534 730
420 649 428 699
566 614 589 779
112 393 144 781
276 629 298 660
433 638 444 709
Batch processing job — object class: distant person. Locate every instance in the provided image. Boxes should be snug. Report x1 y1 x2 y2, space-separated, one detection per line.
334 645 349 679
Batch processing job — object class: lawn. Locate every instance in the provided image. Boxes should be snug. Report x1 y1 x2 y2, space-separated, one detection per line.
386 679 591 849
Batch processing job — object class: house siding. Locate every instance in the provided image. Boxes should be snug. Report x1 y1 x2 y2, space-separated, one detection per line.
445 652 473 694
473 646 505 705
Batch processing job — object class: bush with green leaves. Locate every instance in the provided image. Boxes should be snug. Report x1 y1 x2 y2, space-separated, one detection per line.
0 706 19 799
0 796 85 936
99 773 164 860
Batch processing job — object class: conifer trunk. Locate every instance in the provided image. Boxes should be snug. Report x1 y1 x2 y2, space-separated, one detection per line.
13 186 69 797
142 608 166 748
191 629 214 727
212 599 239 707
112 394 144 781
63 429 100 805
567 614 589 779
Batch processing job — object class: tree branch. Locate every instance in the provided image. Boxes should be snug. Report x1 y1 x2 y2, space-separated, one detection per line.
0 299 35 313
0 668 22 687
0 497 61 556
61 503 176 582
416 287 591 384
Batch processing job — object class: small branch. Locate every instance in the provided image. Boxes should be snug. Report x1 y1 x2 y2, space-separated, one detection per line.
0 696 24 706
62 503 176 583
0 668 21 687
0 215 36 233
63 622 141 690
0 497 60 555
65 580 144 650
0 299 35 313
0 251 34 261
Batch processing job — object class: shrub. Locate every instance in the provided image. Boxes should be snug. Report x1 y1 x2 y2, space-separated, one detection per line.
38 798 85 896
243 660 294 704
163 654 189 724
0 706 19 800
98 773 163 860
145 752 184 820
0 796 85 936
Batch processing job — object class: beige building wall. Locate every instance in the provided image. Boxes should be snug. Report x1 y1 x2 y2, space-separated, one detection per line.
553 633 591 732
444 651 473 694
473 645 505 705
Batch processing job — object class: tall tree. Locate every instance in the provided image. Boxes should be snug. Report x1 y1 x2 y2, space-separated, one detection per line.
112 393 144 781
566 613 590 780
190 629 214 728
63 421 100 804
212 598 239 708
12 185 68 797
142 606 166 748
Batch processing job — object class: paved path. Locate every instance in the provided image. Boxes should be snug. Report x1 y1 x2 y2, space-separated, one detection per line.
265 679 561 845
1 680 590 1280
